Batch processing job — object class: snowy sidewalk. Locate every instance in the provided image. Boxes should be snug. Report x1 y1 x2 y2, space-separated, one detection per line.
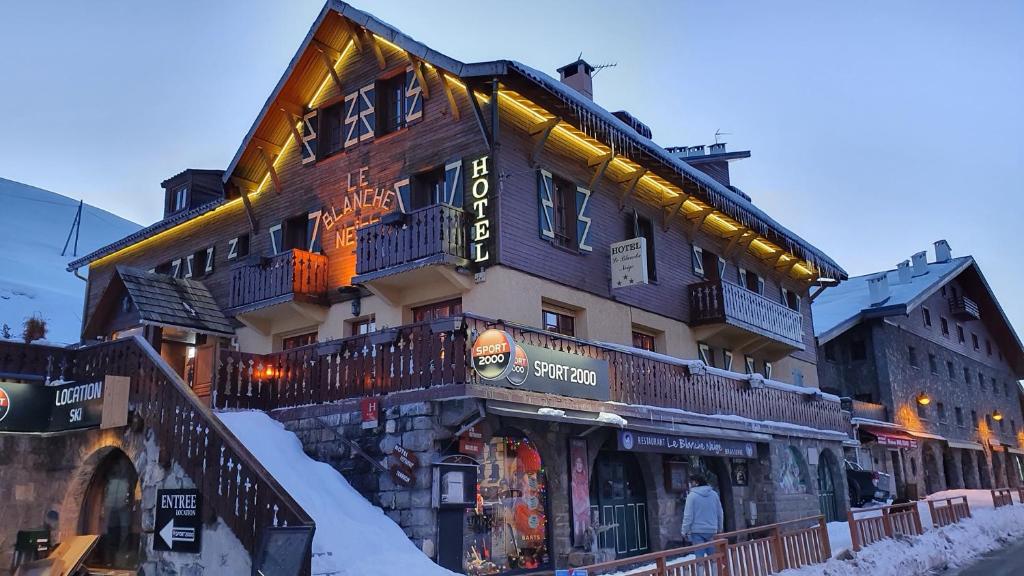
218 410 456 576
783 490 1024 575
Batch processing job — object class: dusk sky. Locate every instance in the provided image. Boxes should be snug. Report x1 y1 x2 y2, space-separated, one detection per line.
1 1 1021 332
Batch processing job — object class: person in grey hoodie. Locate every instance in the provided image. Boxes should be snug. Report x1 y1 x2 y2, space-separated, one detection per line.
681 473 724 557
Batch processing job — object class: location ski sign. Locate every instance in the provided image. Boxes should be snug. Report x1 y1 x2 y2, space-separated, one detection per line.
154 489 202 553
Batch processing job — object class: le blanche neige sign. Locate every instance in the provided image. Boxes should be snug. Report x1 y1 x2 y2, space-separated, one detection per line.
610 237 648 288
154 489 202 553
470 329 610 401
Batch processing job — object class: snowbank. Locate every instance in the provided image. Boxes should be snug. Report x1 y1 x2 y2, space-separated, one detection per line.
218 410 456 576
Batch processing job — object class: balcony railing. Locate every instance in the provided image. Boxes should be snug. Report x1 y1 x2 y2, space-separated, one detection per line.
950 296 981 321
215 315 849 433
355 204 468 278
689 279 805 348
847 399 888 422
228 249 328 312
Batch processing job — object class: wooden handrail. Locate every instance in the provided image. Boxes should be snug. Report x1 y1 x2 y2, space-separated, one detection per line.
228 248 328 310
570 538 729 576
689 279 804 346
847 502 923 551
927 495 971 527
992 488 1014 508
355 203 468 275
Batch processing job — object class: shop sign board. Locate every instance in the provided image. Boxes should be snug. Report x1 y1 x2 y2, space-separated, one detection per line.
470 329 610 401
617 430 757 459
360 397 380 429
0 379 106 433
154 489 202 553
458 424 484 457
389 445 419 487
610 237 648 288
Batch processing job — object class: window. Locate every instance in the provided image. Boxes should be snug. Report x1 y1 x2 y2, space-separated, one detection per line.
551 176 577 249
738 268 764 295
376 74 406 136
629 212 657 281
282 331 317 350
744 355 756 375
763 361 773 380
824 342 837 362
782 288 801 312
986 339 992 356
946 360 955 379
228 235 249 260
412 298 463 323
957 324 965 344
972 333 979 350
850 340 867 361
1005 382 1011 397
937 402 946 422
282 213 311 252
792 368 804 386
940 317 949 337
269 224 283 255
922 306 932 328
698 342 713 366
692 246 705 277
723 350 734 371
908 346 919 368
171 185 188 212
910 458 918 477
541 306 575 337
979 371 986 391
955 407 964 426
351 316 376 336
917 401 927 419
964 368 972 386
632 331 656 352
410 166 446 210
928 353 938 374
971 410 978 428
319 100 344 157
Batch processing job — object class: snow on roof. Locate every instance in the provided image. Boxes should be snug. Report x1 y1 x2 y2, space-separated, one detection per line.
812 256 972 342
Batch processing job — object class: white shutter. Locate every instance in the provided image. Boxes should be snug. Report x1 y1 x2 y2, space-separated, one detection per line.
756 276 765 295
307 211 322 253
444 160 463 206
228 237 239 260
739 268 748 288
537 170 555 239
723 350 734 372
343 91 360 148
575 185 593 252
404 65 423 122
692 246 705 277
269 224 282 255
184 254 194 278
359 83 375 141
394 179 411 213
717 257 726 279
204 247 215 274
171 258 182 278
300 110 317 164
764 361 773 380
698 343 712 366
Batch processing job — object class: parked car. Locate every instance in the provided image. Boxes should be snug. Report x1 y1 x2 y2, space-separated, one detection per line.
845 460 891 507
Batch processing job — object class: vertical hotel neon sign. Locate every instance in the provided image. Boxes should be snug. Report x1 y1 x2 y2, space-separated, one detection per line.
469 155 492 267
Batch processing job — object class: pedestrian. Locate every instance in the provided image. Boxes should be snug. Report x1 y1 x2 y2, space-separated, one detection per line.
681 473 723 558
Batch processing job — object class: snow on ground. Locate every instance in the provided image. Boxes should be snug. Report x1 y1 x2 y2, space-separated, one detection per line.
0 178 140 344
218 410 456 576
781 489 1024 575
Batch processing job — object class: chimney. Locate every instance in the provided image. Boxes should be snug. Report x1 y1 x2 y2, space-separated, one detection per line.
867 273 891 306
556 59 595 100
934 239 952 263
911 251 928 277
709 142 727 155
687 145 706 157
896 260 912 284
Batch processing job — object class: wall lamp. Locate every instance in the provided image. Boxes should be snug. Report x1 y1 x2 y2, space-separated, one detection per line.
993 410 1004 422
916 392 931 406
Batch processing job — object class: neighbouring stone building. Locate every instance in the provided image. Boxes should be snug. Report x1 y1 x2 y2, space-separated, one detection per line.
814 241 1024 500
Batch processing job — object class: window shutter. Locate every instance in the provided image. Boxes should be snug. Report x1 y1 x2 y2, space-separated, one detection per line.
343 91 360 148
698 343 712 366
394 179 411 213
756 276 765 295
171 259 182 278
204 247 215 274
307 211 323 253
739 267 748 288
184 254 194 279
763 361 773 380
781 287 789 304
269 224 282 255
359 83 375 141
444 160 463 206
717 257 726 279
405 65 423 123
575 185 593 252
692 246 705 277
537 170 555 239
794 293 802 311
301 110 317 164
744 356 755 374
228 238 239 260
723 350 733 372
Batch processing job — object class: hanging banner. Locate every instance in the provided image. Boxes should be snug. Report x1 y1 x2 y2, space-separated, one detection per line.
0 380 105 433
470 329 610 401
617 430 757 459
569 438 591 547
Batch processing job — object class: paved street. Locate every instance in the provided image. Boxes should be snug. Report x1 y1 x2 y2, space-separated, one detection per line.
946 536 1024 576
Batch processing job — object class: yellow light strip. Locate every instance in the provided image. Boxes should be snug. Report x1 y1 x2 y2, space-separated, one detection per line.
308 39 355 108
371 33 403 54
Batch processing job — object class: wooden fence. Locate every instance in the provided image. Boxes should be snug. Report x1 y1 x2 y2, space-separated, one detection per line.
927 495 971 528
355 203 468 276
992 488 1014 508
848 502 923 551
572 539 728 576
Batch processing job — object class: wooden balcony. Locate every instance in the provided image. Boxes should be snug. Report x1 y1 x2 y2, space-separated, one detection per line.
689 279 805 353
215 315 849 434
354 204 469 282
847 399 888 422
227 249 328 313
950 296 980 321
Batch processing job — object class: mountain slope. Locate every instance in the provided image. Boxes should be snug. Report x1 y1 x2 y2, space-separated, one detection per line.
0 178 141 344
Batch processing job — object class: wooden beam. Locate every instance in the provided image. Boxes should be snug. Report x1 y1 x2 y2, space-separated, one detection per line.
368 31 386 70
251 136 283 156
588 152 613 190
230 177 259 233
528 117 559 166
281 109 304 148
257 147 282 195
410 57 430 99
311 39 343 61
338 19 362 53
618 168 645 210
278 99 304 119
316 49 344 93
730 232 758 258
467 82 491 148
687 207 715 237
661 194 689 231
439 73 460 121
724 228 751 258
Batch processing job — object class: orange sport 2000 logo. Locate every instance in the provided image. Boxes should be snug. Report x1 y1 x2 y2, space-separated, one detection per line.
0 387 10 422
471 329 528 386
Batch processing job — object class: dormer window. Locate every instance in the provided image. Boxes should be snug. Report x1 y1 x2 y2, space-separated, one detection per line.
172 185 189 212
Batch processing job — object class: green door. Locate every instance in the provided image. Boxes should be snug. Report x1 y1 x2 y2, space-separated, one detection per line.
590 452 649 559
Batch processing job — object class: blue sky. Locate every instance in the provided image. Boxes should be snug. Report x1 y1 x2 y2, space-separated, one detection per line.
0 1 1021 333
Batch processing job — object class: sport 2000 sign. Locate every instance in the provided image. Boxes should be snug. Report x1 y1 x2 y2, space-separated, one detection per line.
470 329 610 401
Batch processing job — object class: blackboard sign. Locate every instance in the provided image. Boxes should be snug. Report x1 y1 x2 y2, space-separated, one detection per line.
154 489 202 553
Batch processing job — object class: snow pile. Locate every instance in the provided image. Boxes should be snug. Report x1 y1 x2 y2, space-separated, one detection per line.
597 412 628 427
537 407 567 417
782 490 1024 575
0 178 140 344
217 410 456 576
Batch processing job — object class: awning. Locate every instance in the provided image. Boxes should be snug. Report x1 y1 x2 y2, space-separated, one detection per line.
947 439 984 451
1007 447 1024 456
907 429 946 441
859 425 918 449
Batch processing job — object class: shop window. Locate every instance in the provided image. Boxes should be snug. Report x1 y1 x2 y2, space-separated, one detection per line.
282 331 317 350
542 307 575 337
413 298 463 322
778 446 809 494
376 74 406 136
631 330 656 352
351 315 376 336
464 435 549 573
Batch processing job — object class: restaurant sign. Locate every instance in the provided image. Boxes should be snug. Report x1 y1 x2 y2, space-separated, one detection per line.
618 430 757 459
0 380 105 433
471 329 610 401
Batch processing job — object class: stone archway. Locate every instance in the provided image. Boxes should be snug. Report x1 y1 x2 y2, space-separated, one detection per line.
74 447 142 570
816 449 843 522
923 445 942 495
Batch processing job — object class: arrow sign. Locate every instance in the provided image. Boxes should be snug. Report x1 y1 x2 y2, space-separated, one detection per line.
154 488 202 553
159 518 197 548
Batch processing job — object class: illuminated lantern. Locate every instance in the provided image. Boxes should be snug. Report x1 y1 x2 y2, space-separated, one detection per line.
517 442 542 473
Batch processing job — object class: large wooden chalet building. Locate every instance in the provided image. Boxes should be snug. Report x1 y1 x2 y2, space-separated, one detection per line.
52 2 855 573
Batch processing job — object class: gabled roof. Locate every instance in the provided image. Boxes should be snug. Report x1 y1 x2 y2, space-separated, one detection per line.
86 267 235 337
813 255 1024 374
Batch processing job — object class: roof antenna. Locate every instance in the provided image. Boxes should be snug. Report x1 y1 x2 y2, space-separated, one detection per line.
575 52 618 76
714 129 732 144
